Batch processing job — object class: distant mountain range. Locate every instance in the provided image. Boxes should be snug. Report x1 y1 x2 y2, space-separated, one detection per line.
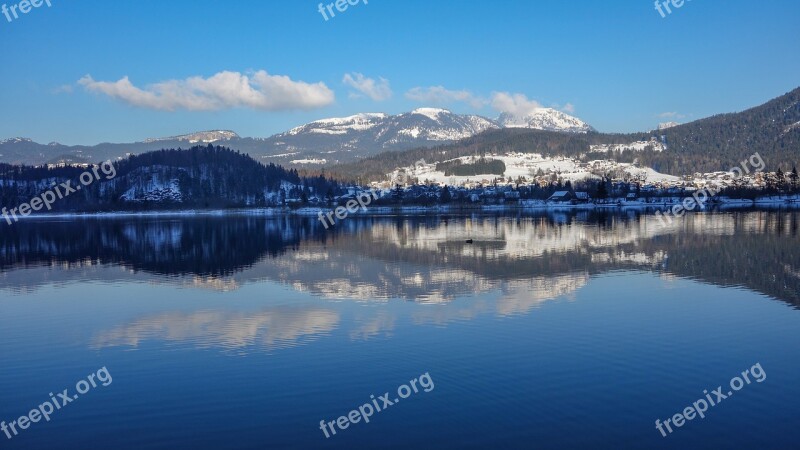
268 108 499 161
331 87 800 180
2 87 798 177
0 107 590 167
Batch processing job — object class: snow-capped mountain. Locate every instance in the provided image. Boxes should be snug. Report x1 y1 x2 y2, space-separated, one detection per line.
0 109 589 166
497 108 593 133
144 130 239 144
387 108 499 142
281 109 497 141
261 108 499 164
284 113 390 136
0 137 33 145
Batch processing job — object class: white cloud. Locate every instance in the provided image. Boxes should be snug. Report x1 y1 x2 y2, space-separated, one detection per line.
404 86 485 108
77 71 335 111
658 111 686 119
490 92 543 116
342 72 392 101
53 84 74 94
561 103 575 114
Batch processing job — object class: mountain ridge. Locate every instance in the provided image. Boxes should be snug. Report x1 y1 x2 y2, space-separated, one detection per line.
2 87 798 176
0 107 590 167
329 87 800 181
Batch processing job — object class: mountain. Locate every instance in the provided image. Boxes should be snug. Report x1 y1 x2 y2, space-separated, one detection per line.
331 87 800 180
3 87 798 175
497 108 593 133
143 130 239 144
0 108 587 167
649 87 800 174
259 108 499 164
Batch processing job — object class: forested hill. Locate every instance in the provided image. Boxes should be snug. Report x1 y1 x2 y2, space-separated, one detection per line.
0 145 342 211
653 87 800 174
329 87 800 181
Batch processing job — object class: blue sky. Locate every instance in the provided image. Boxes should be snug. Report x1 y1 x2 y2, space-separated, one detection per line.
0 0 798 144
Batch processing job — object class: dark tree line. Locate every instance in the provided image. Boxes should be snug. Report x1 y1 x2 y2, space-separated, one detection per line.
0 145 344 211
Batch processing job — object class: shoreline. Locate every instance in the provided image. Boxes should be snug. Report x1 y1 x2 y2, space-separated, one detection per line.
4 195 800 221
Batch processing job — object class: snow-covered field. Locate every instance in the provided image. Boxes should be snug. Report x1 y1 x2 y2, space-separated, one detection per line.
589 140 666 153
387 152 680 186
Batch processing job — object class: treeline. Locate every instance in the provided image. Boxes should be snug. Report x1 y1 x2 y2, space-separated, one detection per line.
0 145 344 211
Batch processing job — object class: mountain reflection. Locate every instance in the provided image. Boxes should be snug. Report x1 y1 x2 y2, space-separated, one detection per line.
1 211 799 307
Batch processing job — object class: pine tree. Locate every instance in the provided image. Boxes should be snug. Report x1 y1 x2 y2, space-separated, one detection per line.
776 167 785 190
440 185 452 203
392 184 404 202
596 177 608 200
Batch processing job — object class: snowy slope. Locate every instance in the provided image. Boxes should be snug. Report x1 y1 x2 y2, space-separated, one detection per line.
385 152 680 186
497 108 592 133
144 131 239 144
590 140 666 153
261 108 499 164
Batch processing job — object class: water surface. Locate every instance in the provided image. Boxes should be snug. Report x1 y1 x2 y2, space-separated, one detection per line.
1 211 799 449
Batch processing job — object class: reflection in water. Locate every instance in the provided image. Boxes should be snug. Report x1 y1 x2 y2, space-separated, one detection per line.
3 212 799 450
91 307 340 352
3 211 796 352
349 312 396 341
1 211 799 307
496 275 588 317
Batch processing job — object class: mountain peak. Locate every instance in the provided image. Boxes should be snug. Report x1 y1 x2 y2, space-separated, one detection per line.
498 108 592 133
143 130 239 144
285 113 389 136
307 112 388 126
410 107 452 121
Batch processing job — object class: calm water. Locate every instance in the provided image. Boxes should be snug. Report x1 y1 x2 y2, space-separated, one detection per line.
1 211 799 449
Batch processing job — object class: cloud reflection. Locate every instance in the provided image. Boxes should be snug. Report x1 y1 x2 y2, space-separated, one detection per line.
92 307 340 352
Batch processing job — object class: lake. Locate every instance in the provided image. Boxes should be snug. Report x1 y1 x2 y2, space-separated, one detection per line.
1 210 799 449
